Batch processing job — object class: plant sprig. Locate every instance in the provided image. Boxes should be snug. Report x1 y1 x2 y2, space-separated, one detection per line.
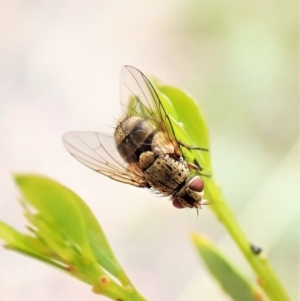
0 75 291 301
0 175 147 301
154 80 291 301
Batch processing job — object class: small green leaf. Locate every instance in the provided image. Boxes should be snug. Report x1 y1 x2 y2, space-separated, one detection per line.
0 221 37 254
191 233 267 301
0 221 66 270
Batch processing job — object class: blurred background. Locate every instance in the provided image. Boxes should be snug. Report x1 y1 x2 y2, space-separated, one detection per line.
0 1 298 300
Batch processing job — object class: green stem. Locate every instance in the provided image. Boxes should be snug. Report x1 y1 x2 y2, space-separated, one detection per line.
205 178 290 301
130 289 149 301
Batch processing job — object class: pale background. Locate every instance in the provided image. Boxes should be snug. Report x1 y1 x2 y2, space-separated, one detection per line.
0 1 299 300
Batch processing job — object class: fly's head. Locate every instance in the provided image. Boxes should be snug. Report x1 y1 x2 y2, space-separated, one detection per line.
172 176 205 209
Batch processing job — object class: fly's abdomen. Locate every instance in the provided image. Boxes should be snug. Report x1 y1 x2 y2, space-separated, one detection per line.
115 116 156 163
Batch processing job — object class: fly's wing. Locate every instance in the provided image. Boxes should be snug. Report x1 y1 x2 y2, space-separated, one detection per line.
63 131 147 187
120 65 181 155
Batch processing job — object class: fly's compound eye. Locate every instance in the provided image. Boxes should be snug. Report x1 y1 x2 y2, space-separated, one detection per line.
188 176 204 192
172 198 185 209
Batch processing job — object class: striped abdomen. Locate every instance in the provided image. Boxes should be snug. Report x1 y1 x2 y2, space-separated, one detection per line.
114 116 157 163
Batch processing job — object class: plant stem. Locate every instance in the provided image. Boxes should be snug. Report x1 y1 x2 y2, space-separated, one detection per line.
205 178 291 301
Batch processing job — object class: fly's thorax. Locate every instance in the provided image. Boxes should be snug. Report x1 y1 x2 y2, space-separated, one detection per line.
172 176 204 209
142 153 190 195
151 132 175 154
115 116 156 163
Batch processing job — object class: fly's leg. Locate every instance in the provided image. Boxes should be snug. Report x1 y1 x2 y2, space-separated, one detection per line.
178 140 211 177
186 159 211 178
187 162 201 171
178 140 209 152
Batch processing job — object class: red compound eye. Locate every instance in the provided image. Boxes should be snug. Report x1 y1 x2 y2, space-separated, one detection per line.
172 198 185 209
188 176 204 192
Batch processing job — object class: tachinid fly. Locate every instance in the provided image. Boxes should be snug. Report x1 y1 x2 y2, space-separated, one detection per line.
63 66 208 209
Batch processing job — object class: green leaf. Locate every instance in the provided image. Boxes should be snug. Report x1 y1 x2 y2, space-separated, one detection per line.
152 81 212 171
191 233 267 301
14 174 130 284
0 175 148 300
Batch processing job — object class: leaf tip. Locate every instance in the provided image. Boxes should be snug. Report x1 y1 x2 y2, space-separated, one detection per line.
190 233 210 247
14 173 24 185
